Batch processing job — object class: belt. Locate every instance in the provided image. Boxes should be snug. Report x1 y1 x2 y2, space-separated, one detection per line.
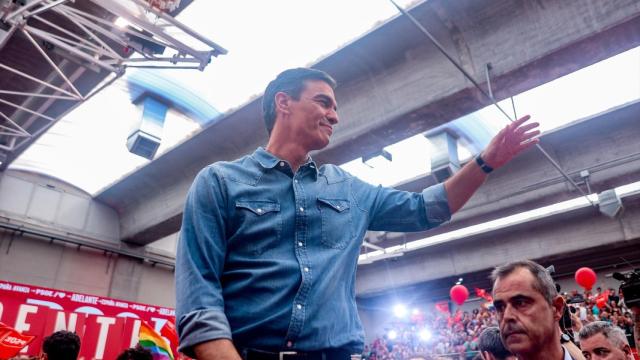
243 348 357 360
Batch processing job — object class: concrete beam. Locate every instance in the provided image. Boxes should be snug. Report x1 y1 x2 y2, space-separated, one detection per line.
366 101 640 247
355 192 640 296
96 0 640 244
313 0 640 165
119 100 640 245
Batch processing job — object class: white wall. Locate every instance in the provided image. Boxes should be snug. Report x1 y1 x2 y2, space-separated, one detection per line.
0 171 120 243
0 229 175 307
0 170 176 307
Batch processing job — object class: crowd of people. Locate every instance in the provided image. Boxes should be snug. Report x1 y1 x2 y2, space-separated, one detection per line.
7 287 635 360
8 330 154 360
364 305 498 360
363 287 636 360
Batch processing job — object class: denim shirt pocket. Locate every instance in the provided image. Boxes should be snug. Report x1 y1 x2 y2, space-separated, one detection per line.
317 197 354 249
234 200 281 255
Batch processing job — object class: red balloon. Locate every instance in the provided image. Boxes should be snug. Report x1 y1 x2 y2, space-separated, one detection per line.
575 267 597 291
596 297 606 309
450 285 469 306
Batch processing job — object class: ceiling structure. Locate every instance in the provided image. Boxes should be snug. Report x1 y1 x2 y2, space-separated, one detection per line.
1 0 639 298
0 0 226 169
0 0 638 311
94 0 640 246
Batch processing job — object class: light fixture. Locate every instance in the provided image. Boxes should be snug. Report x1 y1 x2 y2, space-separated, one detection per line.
598 189 624 218
393 304 407 318
359 250 404 265
115 17 130 28
419 329 432 341
358 179 640 266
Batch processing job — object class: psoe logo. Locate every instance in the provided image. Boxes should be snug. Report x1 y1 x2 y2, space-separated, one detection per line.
2 335 27 347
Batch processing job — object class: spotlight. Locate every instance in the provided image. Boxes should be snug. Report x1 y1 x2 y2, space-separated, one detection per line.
419 329 432 341
115 17 130 28
393 304 407 318
412 308 421 316
388 330 398 340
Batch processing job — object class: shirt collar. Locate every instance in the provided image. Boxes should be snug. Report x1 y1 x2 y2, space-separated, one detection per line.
252 147 280 169
304 158 319 180
252 147 319 178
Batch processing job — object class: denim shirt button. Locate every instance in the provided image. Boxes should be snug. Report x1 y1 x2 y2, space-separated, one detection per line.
297 242 303 247
303 267 309 272
279 161 285 167
299 207 304 212
296 304 302 310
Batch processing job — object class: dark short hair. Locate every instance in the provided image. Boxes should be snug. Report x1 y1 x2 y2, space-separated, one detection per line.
491 259 558 304
116 345 153 360
479 327 513 360
262 67 336 135
42 331 81 360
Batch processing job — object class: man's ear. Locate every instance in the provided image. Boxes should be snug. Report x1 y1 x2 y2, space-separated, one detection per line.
552 295 565 321
622 343 632 357
274 92 292 116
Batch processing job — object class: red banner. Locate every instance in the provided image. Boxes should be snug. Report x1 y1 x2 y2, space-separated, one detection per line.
0 325 36 359
0 280 176 358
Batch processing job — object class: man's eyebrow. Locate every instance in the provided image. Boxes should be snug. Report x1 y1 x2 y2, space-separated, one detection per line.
313 94 337 110
510 294 533 302
493 294 532 303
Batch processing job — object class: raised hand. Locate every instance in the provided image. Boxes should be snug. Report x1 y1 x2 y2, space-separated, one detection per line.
482 115 540 170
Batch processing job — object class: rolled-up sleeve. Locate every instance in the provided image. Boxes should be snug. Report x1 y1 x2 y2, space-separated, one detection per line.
421 182 451 225
175 166 231 356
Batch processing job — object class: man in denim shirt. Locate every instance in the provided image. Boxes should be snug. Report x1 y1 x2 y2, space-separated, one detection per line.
176 68 540 359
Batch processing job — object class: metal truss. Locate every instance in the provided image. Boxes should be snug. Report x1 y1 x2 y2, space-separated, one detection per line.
0 0 226 160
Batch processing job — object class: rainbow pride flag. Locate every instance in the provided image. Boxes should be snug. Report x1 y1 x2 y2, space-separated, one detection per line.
139 320 175 360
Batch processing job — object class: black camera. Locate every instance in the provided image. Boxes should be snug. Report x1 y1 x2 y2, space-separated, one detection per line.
613 269 640 307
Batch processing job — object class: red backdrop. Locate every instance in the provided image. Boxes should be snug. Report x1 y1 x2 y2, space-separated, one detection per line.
0 280 175 358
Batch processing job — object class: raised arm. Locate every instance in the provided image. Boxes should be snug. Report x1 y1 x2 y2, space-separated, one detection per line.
444 115 540 214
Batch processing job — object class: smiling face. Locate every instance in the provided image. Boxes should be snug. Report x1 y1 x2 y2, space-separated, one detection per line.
492 268 563 358
274 79 338 152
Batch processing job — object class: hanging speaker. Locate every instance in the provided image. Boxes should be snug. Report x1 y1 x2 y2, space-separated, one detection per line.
597 189 623 218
